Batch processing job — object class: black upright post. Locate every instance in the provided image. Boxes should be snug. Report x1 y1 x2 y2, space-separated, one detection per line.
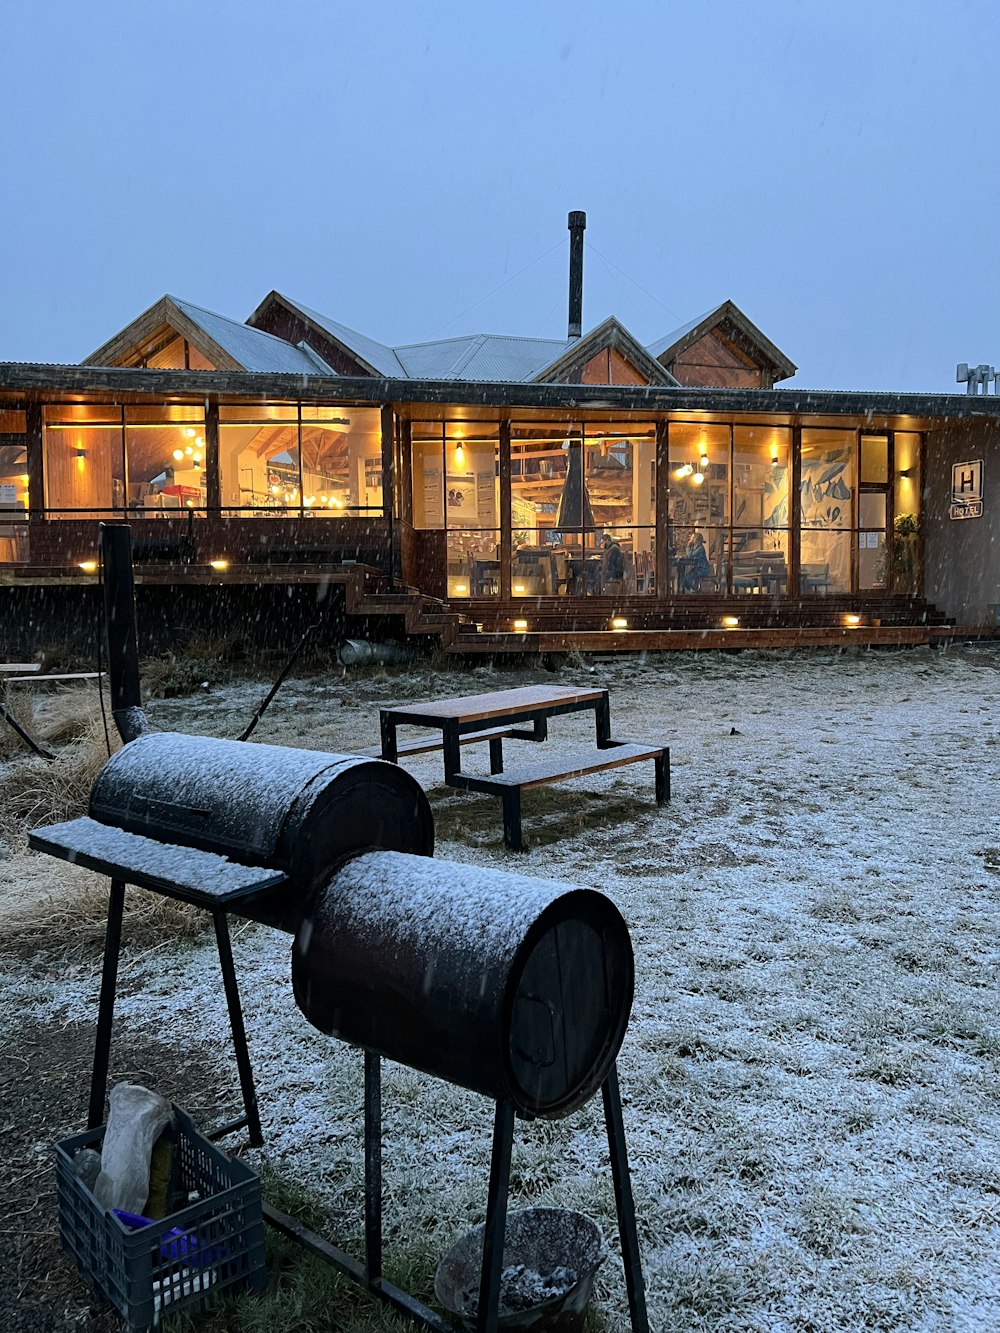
211 911 264 1147
99 522 147 743
567 210 587 340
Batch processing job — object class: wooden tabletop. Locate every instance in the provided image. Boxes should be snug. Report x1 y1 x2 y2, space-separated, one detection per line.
382 684 606 726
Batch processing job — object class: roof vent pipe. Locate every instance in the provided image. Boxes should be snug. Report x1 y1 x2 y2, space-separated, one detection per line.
567 211 586 339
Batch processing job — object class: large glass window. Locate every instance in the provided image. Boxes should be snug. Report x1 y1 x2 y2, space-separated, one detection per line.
44 405 125 518
731 426 790 596
413 422 500 598
219 404 382 516
125 404 206 515
510 421 654 596
800 428 855 594
892 432 921 594
0 408 28 563
668 424 728 593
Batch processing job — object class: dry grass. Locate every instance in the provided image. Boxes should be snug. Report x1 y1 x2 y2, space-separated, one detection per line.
0 689 205 950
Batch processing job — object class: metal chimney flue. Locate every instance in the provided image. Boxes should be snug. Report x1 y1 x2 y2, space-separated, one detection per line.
567 210 586 339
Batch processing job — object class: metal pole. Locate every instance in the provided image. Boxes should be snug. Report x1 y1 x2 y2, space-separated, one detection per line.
364 1049 383 1283
477 1100 515 1333
602 1064 649 1332
89 878 126 1129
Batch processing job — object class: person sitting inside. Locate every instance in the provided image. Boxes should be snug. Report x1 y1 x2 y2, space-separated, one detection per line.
681 531 711 591
600 532 625 588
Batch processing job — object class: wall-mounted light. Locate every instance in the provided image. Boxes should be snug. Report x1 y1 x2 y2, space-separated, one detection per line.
898 468 913 478
78 559 98 573
209 559 229 571
454 442 464 463
512 618 529 632
610 616 628 631
721 615 740 628
75 448 86 460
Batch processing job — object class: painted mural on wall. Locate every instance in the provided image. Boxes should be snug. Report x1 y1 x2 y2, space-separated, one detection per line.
800 441 854 591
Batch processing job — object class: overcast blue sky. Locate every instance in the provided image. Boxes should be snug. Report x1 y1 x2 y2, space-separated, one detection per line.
2 0 997 390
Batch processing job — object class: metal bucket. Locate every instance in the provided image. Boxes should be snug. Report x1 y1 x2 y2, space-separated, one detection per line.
433 1207 605 1330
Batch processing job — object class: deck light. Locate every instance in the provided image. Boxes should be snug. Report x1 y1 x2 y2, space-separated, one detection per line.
843 613 862 627
78 560 98 573
512 618 529 632
721 615 740 628
610 616 628 631
210 559 229 571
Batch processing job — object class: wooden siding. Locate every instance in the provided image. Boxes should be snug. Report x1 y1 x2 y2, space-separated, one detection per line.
669 331 767 388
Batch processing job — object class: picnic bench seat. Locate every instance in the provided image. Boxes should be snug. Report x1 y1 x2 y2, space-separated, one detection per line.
4 671 104 686
358 723 538 770
449 739 670 851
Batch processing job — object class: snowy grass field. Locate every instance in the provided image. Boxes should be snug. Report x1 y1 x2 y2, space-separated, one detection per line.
2 644 999 1331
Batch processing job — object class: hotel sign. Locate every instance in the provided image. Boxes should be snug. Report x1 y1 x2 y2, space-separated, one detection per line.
950 458 984 520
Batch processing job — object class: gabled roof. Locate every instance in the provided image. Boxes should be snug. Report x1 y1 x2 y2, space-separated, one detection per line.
248 293 405 377
533 317 680 386
393 332 573 382
647 299 797 381
83 295 333 375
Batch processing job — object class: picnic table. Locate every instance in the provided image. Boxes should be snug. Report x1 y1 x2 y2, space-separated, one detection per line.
378 684 669 851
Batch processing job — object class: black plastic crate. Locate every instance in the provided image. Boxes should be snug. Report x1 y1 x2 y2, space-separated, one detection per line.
55 1106 267 1331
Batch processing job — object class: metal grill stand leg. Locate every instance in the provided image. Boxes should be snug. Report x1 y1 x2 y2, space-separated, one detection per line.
212 911 264 1147
602 1064 649 1333
477 1100 515 1333
364 1049 382 1284
89 878 126 1130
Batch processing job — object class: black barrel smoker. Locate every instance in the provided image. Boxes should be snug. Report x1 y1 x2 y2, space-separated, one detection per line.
28 524 649 1333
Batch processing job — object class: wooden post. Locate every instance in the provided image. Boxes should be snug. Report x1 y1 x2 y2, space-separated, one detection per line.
25 402 44 520
204 399 220 512
499 419 512 601
380 404 394 523
654 420 669 599
789 424 802 596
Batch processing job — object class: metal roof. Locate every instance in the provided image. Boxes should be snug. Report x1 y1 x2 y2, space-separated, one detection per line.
288 303 406 378
646 305 724 361
393 332 572 382
168 298 332 376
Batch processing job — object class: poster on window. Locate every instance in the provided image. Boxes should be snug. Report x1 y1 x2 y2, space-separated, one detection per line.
422 462 444 527
446 470 477 523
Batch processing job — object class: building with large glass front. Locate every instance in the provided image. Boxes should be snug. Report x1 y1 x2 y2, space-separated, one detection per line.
2 263 998 654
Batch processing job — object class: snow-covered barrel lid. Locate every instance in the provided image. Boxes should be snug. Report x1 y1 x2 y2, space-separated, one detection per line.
89 732 434 893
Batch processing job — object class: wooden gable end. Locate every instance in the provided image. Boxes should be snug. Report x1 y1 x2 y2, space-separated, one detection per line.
564 346 651 385
249 298 375 377
105 322 218 371
668 330 768 389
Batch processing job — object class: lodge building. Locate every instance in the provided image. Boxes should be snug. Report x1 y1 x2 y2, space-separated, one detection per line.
1 215 998 654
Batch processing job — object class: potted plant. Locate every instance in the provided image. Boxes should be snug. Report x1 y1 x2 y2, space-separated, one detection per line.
892 513 919 594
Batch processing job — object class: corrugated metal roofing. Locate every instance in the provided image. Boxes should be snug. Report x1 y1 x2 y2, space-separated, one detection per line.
289 303 406 378
646 305 723 361
393 333 572 381
170 298 333 375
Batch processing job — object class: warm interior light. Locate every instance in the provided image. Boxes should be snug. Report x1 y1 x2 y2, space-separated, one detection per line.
513 618 529 632
679 463 694 477
692 471 705 485
172 449 184 461
454 443 464 462
185 446 194 456
513 583 526 594
209 559 228 571
611 616 628 631
721 615 740 628
454 583 467 594
304 495 315 506
184 427 196 438
78 559 98 573
700 453 709 468
898 468 912 478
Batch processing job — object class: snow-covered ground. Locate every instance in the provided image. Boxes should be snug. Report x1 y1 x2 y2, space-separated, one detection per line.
4 645 1000 1331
